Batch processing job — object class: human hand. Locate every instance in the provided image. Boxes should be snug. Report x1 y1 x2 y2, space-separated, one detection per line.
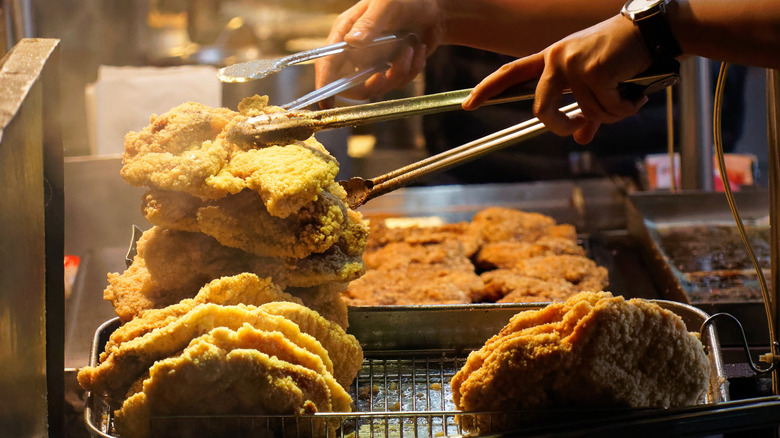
315 0 446 107
463 15 654 145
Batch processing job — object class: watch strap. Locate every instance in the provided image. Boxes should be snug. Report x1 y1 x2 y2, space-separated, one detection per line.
634 6 682 59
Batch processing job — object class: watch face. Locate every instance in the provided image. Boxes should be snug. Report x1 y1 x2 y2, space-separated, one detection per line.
624 0 663 14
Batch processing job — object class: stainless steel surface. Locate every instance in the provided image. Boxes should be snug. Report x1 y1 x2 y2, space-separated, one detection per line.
85 301 728 437
679 57 714 191
766 68 780 394
218 34 403 83
627 190 772 345
0 38 62 438
356 179 629 234
341 104 582 208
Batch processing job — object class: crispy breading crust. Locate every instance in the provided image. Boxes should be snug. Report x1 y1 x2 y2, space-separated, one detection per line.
121 97 339 218
101 273 301 361
142 187 348 259
105 226 365 321
478 270 579 303
451 292 710 433
113 335 334 438
474 237 586 271
78 303 334 406
259 301 363 388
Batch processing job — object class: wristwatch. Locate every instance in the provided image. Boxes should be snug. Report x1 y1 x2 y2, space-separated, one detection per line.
621 0 682 60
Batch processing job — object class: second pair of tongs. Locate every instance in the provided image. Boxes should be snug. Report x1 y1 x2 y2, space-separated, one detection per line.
339 59 682 208
340 102 582 208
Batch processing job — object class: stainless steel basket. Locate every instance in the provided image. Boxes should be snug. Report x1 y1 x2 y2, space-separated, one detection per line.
85 301 729 437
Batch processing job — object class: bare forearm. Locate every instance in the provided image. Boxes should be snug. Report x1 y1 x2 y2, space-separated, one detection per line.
439 0 625 56
670 0 780 68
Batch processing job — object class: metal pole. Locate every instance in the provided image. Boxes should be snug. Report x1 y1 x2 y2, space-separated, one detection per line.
679 57 714 190
767 68 780 395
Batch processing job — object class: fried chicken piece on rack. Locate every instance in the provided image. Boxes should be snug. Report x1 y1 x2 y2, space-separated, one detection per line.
101 273 302 359
474 237 586 270
450 291 711 433
286 282 350 330
78 303 336 406
470 207 559 242
512 254 609 293
113 327 341 438
142 185 349 259
105 226 365 321
121 96 340 218
260 301 364 388
478 269 579 303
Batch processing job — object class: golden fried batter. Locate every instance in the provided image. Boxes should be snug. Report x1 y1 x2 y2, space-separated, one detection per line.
260 301 363 388
451 292 710 433
513 255 609 292
345 239 483 305
142 186 348 259
474 237 586 270
366 220 483 257
101 273 301 360
478 269 579 303
105 226 365 321
78 303 334 406
287 282 350 330
121 96 339 218
470 207 559 243
113 334 334 438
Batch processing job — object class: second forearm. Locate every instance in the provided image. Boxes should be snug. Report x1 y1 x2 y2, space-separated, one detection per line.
670 0 780 69
439 0 624 56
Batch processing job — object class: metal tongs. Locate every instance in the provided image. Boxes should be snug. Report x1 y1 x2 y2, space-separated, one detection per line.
233 59 681 147
338 60 681 209
218 34 417 110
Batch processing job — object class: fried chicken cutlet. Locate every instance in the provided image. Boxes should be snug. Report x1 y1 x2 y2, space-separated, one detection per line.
142 185 349 259
114 327 341 438
513 254 609 293
470 206 577 243
121 96 339 218
105 226 365 321
474 237 586 271
450 291 710 433
343 240 483 305
478 270 579 303
78 303 335 406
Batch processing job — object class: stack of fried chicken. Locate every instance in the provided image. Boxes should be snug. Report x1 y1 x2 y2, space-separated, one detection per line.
451 291 711 433
78 97 367 437
342 206 609 305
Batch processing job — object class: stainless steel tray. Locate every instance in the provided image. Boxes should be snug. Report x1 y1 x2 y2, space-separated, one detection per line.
85 301 729 437
626 189 771 345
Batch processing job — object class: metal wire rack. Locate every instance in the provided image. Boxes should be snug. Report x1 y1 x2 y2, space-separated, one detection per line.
86 301 732 438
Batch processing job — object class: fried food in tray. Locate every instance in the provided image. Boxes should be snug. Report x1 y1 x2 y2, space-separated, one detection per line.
105 226 365 322
451 291 711 433
344 240 483 305
345 206 608 305
121 96 339 218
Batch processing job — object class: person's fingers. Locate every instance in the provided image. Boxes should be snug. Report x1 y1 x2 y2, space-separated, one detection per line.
462 53 545 111
572 119 602 145
398 42 427 88
344 0 394 46
533 59 585 137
